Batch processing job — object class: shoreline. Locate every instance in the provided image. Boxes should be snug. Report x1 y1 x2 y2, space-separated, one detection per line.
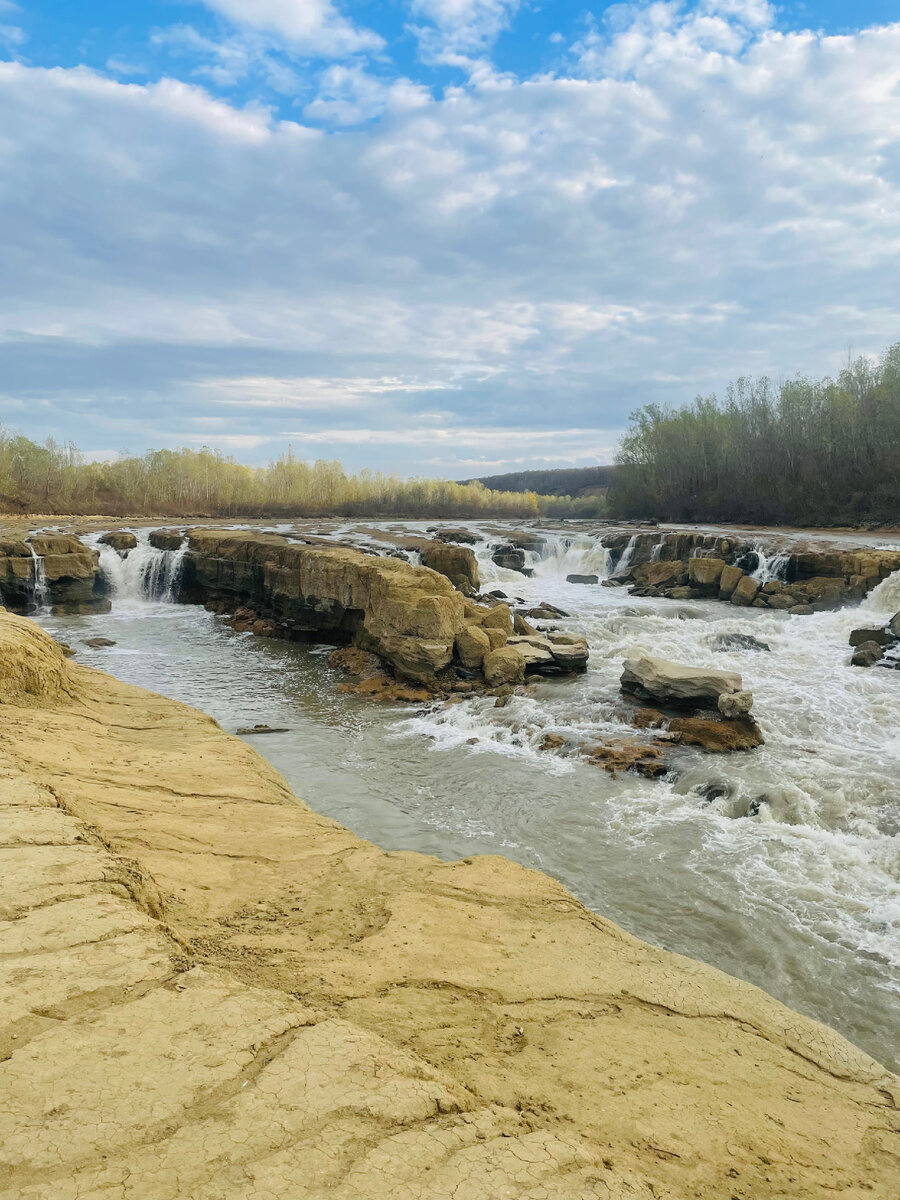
2 609 898 1197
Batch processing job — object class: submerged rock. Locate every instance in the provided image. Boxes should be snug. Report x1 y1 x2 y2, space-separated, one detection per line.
712 632 771 653
851 640 886 668
236 724 290 735
566 573 598 585
635 707 764 752
83 637 116 649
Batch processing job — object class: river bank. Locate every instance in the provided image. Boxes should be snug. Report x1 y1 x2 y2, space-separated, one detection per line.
2 608 898 1197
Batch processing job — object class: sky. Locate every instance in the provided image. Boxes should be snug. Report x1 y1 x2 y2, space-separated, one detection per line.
1 2 899 477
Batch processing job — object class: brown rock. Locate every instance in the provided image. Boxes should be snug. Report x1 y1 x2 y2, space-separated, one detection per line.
482 645 526 686
98 531 137 552
632 561 687 589
329 647 383 677
718 563 744 599
731 575 761 607
849 627 893 648
851 641 885 668
583 740 668 777
688 556 727 591
481 603 512 634
419 541 479 595
455 624 491 670
149 529 184 551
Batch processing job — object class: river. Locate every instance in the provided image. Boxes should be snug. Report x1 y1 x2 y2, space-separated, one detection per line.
35 521 900 1071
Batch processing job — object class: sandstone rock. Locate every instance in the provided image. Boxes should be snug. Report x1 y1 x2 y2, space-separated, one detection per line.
481 602 512 633
149 529 184 551
670 714 763 751
432 527 481 545
513 613 539 636
455 624 491 669
484 626 508 650
632 561 686 589
688 556 727 592
851 641 884 668
539 733 567 751
566 573 598 584
329 647 382 678
621 656 742 707
717 690 753 718
668 585 695 600
420 541 479 595
483 645 526 686
849 627 893 648
491 544 527 572
184 532 466 685
506 637 555 668
583 739 668 777
718 563 744 599
766 594 797 610
98 531 137 552
731 575 761 607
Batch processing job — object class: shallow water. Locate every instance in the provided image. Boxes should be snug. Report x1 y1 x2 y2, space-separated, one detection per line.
37 522 900 1071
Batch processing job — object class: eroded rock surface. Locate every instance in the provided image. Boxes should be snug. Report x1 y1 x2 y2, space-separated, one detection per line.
1 611 897 1198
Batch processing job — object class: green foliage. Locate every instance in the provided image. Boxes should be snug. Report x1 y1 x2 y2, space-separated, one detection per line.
0 432 578 519
610 344 900 525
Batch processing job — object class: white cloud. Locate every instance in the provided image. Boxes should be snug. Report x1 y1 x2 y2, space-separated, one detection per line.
408 0 520 62
2 9 900 471
0 23 26 48
304 66 430 126
200 0 382 56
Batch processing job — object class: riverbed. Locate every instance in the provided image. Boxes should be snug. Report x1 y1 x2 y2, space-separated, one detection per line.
36 521 900 1071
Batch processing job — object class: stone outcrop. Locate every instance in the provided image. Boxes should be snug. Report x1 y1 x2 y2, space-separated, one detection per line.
0 535 109 614
419 541 479 595
98 530 137 552
849 613 900 668
609 529 900 613
182 531 588 690
149 528 184 551
491 543 528 572
1 611 897 1199
621 656 746 709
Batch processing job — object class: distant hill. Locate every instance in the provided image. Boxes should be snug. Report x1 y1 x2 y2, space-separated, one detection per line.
462 466 616 499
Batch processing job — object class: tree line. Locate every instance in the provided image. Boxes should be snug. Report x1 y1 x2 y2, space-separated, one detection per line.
0 434 599 519
611 343 900 525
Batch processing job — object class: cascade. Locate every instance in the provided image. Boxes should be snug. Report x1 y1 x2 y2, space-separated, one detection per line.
95 531 188 602
613 533 639 574
27 544 51 613
747 543 791 584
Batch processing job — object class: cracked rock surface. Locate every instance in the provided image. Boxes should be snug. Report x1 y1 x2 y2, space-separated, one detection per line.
0 609 898 1198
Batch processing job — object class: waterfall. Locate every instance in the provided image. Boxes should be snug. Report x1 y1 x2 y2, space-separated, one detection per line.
613 533 639 575
27 544 51 613
95 531 188 602
860 568 900 615
747 543 791 584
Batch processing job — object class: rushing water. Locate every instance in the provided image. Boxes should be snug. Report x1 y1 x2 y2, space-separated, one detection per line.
36 522 900 1071
27 544 51 613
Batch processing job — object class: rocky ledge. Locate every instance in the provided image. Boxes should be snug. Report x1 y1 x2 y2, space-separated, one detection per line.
605 529 900 612
1 609 897 1198
0 534 110 614
180 529 588 693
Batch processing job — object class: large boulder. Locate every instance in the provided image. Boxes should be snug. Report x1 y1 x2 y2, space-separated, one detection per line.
688 556 727 592
851 641 885 668
98 531 137 552
483 644 526 686
718 563 745 600
621 656 745 708
849 627 894 648
455 624 491 669
419 541 479 596
149 529 184 552
0 536 109 614
730 575 761 607
491 544 527 572
631 561 686 589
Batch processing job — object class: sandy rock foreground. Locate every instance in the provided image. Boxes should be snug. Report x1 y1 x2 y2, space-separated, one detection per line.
0 611 898 1199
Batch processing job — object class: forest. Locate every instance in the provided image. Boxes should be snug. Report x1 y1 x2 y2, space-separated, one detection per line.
612 344 900 525
0 434 587 519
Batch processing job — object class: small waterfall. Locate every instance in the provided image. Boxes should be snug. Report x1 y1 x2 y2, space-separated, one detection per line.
748 544 791 584
96 532 188 602
613 533 639 575
524 536 610 579
860 568 900 615
27 544 51 613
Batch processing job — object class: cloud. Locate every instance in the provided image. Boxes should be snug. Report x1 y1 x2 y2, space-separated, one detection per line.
199 0 382 57
0 23 25 48
304 66 430 126
408 0 521 61
2 8 900 471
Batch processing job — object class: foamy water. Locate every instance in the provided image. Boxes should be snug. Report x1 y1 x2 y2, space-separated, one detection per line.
37 520 900 1070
